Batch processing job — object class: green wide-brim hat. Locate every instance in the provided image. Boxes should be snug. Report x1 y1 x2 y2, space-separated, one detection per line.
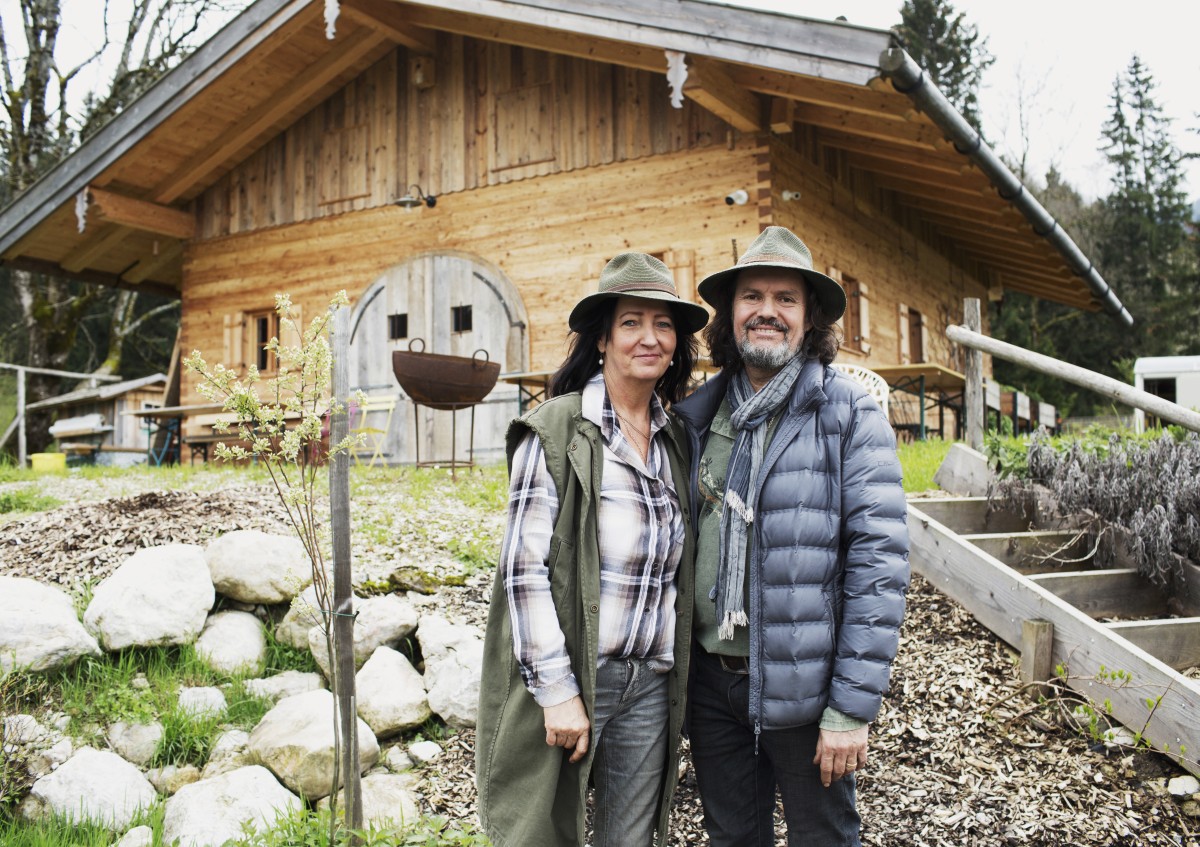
697 226 846 321
568 252 710 334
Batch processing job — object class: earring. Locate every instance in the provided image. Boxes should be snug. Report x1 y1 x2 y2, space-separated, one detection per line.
599 355 604 365
671 359 676 366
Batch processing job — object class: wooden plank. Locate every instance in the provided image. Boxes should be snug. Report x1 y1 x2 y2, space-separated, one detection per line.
729 66 913 120
793 102 951 151
123 240 185 285
907 497 1034 535
815 129 970 173
959 530 1092 574
1105 619 1200 672
1028 569 1170 619
684 57 762 133
88 186 195 239
60 225 131 273
152 26 389 204
1021 619 1054 698
909 501 1200 778
341 0 438 52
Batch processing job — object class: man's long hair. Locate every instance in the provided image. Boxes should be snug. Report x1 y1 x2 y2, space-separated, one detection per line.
548 300 700 404
704 276 841 368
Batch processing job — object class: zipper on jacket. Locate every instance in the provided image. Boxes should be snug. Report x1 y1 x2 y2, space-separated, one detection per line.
754 720 761 755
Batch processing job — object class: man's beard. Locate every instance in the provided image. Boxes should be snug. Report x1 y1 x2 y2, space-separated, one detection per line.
738 318 802 371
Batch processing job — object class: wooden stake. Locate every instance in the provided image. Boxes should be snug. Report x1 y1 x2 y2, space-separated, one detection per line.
1021 618 1054 700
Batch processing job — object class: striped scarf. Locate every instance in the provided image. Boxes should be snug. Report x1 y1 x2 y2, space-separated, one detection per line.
715 354 805 639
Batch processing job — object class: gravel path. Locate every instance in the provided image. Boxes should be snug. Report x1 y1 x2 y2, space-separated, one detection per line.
2 468 1197 846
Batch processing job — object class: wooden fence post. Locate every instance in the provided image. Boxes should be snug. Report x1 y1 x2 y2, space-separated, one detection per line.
963 299 983 451
1021 619 1055 700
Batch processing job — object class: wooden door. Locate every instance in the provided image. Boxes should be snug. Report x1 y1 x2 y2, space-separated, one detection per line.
347 252 529 465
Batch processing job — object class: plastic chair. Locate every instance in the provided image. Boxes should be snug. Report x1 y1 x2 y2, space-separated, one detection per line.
831 363 890 419
351 394 398 467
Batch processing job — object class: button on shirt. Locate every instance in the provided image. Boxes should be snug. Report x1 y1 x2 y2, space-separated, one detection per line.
501 373 685 707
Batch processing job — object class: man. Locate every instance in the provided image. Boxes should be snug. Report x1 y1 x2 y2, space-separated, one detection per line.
674 226 910 846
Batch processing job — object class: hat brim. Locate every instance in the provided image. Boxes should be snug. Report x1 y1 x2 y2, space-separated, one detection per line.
697 262 847 322
568 289 710 334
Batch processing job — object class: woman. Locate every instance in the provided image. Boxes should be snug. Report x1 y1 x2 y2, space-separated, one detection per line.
477 253 708 847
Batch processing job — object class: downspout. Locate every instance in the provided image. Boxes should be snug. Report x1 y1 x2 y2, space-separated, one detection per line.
878 47 1134 328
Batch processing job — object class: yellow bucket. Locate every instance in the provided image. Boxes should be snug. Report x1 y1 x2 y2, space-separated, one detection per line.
30 452 67 474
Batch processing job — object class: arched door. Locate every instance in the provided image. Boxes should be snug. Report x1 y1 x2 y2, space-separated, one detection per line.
347 252 529 465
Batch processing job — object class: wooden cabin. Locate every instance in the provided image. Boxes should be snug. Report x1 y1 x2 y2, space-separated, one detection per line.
0 0 1130 463
27 374 167 465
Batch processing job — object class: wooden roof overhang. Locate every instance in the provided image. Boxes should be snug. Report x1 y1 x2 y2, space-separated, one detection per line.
0 0 1121 318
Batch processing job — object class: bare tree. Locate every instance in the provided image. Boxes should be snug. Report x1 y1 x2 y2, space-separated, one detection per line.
0 0 243 450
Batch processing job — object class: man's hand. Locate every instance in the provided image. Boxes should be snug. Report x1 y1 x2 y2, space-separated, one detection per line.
813 725 869 788
543 696 590 763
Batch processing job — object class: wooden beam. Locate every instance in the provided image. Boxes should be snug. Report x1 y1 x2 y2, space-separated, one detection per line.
684 57 762 133
341 0 438 52
769 97 794 135
816 129 971 173
793 102 951 151
397 4 664 71
874 176 1007 215
60 224 131 273
123 239 185 285
845 151 991 192
904 497 1033 535
908 500 1200 779
1028 569 1170 619
2 255 179 298
88 186 195 239
893 194 1006 219
728 66 914 121
151 26 388 203
1105 619 1200 672
962 249 1071 280
912 208 1036 242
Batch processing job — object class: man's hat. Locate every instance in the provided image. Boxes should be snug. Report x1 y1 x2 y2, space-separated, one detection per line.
569 252 710 334
697 226 846 321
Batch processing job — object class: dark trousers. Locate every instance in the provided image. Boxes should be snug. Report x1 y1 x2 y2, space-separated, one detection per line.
688 647 861 847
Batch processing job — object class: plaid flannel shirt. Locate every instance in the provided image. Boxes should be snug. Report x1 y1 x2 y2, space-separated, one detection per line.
501 373 685 707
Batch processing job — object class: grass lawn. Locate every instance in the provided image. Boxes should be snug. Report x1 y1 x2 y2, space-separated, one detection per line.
896 437 953 494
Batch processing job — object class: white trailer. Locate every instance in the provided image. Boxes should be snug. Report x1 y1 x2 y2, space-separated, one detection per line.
1133 356 1200 433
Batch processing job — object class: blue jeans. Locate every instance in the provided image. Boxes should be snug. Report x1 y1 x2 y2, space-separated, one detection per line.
689 647 861 847
590 657 670 847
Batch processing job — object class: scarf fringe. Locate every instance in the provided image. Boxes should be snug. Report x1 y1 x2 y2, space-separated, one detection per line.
724 489 754 524
718 610 750 640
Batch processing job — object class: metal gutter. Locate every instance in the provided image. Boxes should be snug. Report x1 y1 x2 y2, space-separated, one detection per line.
878 47 1133 328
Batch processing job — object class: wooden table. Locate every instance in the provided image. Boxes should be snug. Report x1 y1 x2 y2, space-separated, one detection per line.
498 370 556 414
872 363 966 440
125 403 223 465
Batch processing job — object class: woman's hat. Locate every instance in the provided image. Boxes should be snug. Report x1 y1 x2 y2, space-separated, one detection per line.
568 252 710 334
697 226 846 321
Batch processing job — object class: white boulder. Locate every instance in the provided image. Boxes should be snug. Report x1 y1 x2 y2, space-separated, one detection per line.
418 614 484 728
0 576 100 674
248 689 379 800
116 826 154 847
316 771 420 830
162 765 301 847
201 729 251 780
308 594 419 677
146 764 202 795
408 740 442 765
178 686 227 719
83 545 214 650
205 530 312 605
107 721 163 767
276 585 322 650
244 670 325 704
21 747 155 830
356 646 431 737
195 611 266 675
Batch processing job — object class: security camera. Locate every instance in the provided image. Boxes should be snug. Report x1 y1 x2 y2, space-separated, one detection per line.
725 189 749 206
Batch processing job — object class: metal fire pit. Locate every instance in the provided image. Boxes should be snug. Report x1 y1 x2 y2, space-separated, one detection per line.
391 339 501 476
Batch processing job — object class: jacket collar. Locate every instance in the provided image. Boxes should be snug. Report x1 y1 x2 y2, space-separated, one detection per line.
675 356 827 428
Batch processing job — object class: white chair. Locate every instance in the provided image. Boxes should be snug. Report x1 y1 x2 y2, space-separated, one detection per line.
831 363 890 419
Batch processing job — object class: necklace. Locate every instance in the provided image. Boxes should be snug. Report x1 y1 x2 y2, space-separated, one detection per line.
613 409 652 443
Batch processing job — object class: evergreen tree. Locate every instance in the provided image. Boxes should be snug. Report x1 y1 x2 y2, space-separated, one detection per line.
895 0 994 132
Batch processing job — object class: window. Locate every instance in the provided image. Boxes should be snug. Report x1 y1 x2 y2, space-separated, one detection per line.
248 310 280 372
452 305 473 333
897 304 925 365
1144 377 1177 404
388 313 409 340
830 268 870 354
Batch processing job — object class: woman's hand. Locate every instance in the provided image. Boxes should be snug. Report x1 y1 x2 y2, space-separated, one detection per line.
543 696 591 763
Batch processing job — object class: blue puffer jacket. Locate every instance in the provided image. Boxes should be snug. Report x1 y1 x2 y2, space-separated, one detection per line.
674 357 909 729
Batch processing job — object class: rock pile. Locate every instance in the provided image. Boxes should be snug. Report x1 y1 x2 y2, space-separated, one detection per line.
1 528 484 846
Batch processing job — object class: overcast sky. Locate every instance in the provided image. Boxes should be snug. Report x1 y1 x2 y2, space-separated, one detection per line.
4 0 1197 205
728 0 1200 204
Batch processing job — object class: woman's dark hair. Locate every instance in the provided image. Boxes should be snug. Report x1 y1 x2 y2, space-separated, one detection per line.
548 299 700 405
703 275 841 368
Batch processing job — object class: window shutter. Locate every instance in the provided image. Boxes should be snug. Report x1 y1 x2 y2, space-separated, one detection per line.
223 311 245 370
897 303 911 365
663 249 697 303
917 312 928 364
857 281 871 354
